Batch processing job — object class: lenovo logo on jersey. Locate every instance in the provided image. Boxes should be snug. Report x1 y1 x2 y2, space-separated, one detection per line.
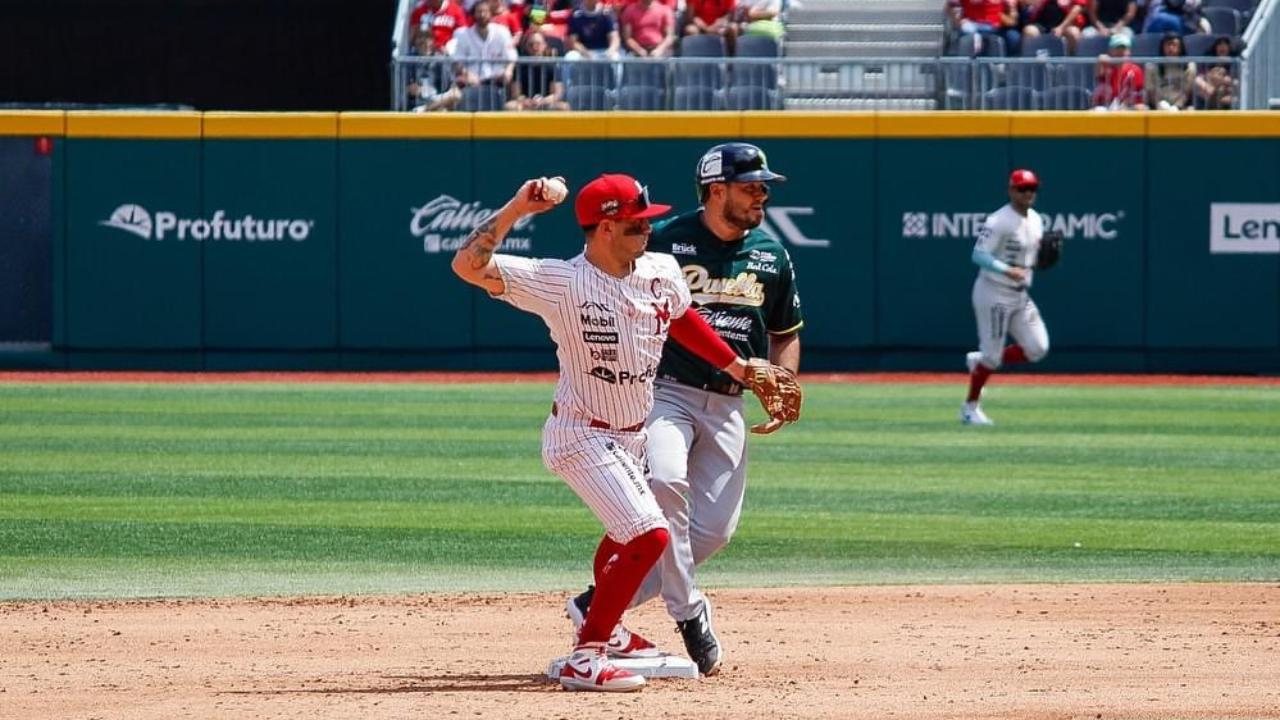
100 204 314 242
583 331 618 344
413 194 534 254
903 210 1123 240
1210 203 1280 254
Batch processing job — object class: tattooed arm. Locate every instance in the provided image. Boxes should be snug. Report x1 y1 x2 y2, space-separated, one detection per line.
451 177 562 294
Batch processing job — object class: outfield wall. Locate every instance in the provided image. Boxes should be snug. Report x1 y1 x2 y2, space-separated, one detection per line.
2 111 1278 372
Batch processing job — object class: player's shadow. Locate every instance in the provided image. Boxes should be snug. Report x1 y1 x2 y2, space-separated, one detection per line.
226 673 555 695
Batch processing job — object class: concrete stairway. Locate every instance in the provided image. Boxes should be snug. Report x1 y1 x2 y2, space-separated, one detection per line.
781 0 947 109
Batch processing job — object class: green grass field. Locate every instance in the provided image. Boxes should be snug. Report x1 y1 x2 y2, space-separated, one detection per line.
2 380 1278 600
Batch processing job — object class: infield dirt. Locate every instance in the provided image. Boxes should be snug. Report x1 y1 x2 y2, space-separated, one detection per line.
3 583 1278 720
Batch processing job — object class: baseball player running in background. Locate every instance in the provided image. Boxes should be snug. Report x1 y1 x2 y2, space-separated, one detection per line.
566 143 804 676
962 168 1051 426
452 173 782 692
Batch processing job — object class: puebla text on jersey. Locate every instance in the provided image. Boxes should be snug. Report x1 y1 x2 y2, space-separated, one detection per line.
649 210 804 392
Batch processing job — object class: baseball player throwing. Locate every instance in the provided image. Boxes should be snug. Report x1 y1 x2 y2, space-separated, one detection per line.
566 143 804 676
451 173 783 692
962 168 1051 425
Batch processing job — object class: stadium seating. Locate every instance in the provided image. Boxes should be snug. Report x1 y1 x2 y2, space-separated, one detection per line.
1036 85 1092 111
982 85 1035 110
457 84 507 111
616 85 665 110
565 84 611 111
1202 6 1242 35
724 84 779 110
673 85 721 111
1131 33 1166 58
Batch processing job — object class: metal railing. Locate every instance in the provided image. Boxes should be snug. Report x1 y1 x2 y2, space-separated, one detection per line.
1240 0 1278 109
392 54 1242 112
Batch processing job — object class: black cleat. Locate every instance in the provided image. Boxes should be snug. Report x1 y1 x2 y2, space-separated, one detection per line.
676 600 722 676
566 584 594 627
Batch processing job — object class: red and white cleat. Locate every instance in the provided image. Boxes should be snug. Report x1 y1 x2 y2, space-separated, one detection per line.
559 644 646 692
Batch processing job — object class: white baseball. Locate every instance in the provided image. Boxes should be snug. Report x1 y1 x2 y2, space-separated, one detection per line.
541 176 568 205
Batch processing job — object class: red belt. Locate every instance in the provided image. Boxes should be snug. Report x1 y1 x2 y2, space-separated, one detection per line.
552 402 644 433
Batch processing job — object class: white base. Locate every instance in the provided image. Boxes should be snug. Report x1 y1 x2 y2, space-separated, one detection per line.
546 654 700 680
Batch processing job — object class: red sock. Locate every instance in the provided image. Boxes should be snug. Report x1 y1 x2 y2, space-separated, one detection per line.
593 534 623 584
967 362 992 403
578 528 670 646
1002 344 1028 365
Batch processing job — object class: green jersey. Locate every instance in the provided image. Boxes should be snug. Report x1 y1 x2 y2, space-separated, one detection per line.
649 209 804 393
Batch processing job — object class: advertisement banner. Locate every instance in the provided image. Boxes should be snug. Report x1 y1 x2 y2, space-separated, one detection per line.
876 138 1011 349
1010 138 1145 349
64 139 202 348
338 139 477 350
202 140 337 349
1146 139 1280 348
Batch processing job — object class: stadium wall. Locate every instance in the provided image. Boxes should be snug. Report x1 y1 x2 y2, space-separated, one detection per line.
1 111 1277 373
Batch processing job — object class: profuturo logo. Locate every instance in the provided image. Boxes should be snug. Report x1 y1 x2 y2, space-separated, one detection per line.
100 204 153 239
99 204 314 242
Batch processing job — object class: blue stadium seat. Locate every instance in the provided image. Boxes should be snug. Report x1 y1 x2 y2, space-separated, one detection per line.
1131 32 1165 58
456 84 506 111
724 85 779 110
1201 6 1242 35
620 62 667 88
1036 85 1092 111
673 85 721 110
982 84 1035 110
565 84 612 111
1183 33 1222 57
616 85 665 110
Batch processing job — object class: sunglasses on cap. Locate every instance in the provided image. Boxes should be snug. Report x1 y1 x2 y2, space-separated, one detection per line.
1013 185 1039 193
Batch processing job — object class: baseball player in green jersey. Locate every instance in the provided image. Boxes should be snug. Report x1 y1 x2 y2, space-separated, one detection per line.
565 143 804 676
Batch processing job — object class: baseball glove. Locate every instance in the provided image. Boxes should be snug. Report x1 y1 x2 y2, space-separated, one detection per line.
743 358 802 435
1036 230 1063 271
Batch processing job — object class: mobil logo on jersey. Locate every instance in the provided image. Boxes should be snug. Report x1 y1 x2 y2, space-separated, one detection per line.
411 194 535 255
99 203 315 242
1210 203 1280 254
901 210 1124 240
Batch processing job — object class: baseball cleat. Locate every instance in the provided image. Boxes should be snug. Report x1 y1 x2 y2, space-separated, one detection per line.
965 351 984 374
559 644 646 692
676 599 722 676
960 401 994 426
566 585 662 659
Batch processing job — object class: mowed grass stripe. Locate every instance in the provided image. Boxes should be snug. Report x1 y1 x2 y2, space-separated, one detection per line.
4 471 1279 521
1 380 1278 598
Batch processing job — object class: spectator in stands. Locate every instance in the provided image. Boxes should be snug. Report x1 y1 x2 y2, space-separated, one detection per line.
1195 35 1237 108
506 30 570 109
1093 32 1146 109
1142 0 1207 35
949 0 1022 56
452 0 518 88
734 0 785 43
1087 0 1137 36
408 25 463 111
682 0 738 55
413 0 469 51
527 0 575 41
1196 63 1237 108
488 0 526 44
1146 31 1194 110
566 0 622 60
1022 0 1088 54
621 0 678 57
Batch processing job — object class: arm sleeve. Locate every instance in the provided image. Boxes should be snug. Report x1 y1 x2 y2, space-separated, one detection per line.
669 309 739 369
972 247 1011 274
971 214 1009 272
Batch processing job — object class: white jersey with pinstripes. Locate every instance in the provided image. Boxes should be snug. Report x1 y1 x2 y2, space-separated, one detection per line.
492 251 693 428
492 250 692 543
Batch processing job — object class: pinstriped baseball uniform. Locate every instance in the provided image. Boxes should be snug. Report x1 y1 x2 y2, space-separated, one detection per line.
972 204 1050 368
492 251 693 544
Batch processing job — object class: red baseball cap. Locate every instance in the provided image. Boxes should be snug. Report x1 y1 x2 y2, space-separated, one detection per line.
1009 169 1040 189
574 173 672 227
